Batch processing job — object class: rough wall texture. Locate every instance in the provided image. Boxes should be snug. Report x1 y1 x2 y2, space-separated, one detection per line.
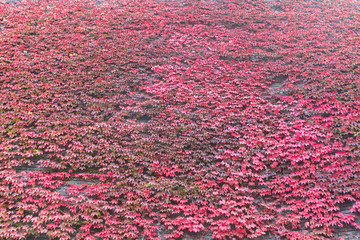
335 202 360 240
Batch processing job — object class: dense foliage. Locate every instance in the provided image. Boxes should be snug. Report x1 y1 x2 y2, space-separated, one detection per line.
0 0 359 239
